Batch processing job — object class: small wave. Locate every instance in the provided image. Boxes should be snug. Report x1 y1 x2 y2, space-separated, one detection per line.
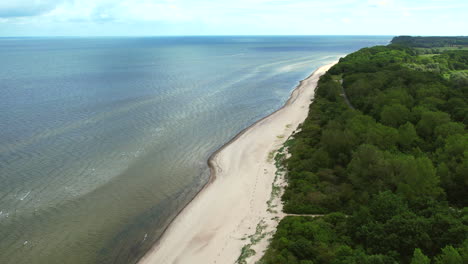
229 53 245 57
0 211 9 219
19 191 31 201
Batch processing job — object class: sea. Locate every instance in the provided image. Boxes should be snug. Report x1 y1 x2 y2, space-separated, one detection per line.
0 36 391 264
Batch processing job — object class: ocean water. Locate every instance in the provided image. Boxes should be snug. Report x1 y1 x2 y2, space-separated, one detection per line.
0 36 391 263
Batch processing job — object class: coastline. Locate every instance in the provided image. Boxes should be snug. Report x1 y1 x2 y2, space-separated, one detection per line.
138 61 337 264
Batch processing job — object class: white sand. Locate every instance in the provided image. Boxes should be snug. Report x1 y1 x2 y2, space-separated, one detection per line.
138 62 336 264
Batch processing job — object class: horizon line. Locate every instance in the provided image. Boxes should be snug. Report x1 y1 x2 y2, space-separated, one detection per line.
1 34 396 37
2 34 467 38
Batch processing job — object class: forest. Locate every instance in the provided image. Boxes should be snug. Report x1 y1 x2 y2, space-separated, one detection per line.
259 36 468 264
392 36 468 48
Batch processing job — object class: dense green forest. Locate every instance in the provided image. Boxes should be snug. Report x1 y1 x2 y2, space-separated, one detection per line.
392 36 468 48
260 36 468 264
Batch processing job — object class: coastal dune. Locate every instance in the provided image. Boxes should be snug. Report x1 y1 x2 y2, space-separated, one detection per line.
138 62 336 264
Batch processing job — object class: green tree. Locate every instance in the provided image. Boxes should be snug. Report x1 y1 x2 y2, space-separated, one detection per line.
369 191 407 223
395 156 442 200
416 111 450 139
458 240 468 264
366 124 399 150
434 122 465 139
398 122 420 150
435 245 463 264
347 144 390 192
380 104 411 127
321 128 357 165
410 248 430 264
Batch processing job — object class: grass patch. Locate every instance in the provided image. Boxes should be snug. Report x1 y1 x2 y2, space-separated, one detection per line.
266 146 287 213
267 150 275 162
236 220 269 264
237 246 256 264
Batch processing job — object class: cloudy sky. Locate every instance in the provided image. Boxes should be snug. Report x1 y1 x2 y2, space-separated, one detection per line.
0 0 466 36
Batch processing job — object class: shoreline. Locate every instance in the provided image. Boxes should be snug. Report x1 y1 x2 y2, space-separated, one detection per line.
138 61 337 264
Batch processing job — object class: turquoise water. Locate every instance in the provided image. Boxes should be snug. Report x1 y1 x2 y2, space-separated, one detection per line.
0 36 391 263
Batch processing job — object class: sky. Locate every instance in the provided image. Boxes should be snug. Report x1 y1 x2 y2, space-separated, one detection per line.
0 0 467 36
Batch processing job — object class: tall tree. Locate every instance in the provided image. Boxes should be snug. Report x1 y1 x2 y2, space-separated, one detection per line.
410 248 430 264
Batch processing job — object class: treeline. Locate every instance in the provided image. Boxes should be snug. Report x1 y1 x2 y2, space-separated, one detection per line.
260 37 467 264
392 36 468 48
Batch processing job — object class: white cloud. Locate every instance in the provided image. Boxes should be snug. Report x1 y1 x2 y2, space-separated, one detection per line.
368 0 394 8
402 8 411 17
0 0 68 17
121 0 194 22
0 0 467 36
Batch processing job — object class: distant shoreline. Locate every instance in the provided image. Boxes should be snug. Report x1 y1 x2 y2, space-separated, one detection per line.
138 61 338 264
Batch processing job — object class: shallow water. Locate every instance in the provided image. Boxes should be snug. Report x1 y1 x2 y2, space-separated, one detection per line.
0 36 391 263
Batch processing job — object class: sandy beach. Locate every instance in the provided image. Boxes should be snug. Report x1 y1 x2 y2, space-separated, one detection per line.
138 62 337 264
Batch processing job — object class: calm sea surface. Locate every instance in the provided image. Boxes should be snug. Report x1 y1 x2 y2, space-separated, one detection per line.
0 36 391 263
